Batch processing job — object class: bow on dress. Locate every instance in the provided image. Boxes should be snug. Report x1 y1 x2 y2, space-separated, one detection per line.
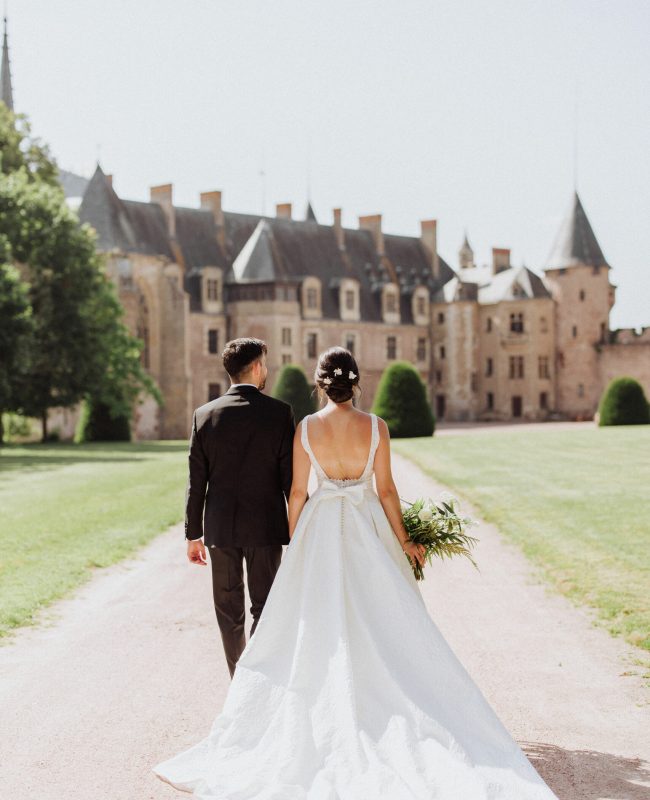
315 478 368 506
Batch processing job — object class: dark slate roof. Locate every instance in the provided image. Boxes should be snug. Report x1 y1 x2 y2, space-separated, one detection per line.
175 206 227 268
222 213 456 323
545 191 610 270
77 171 457 323
58 169 90 199
78 165 174 258
231 220 281 281
225 212 369 318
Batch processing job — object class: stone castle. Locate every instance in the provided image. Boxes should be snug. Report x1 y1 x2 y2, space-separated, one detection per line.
2 18 648 439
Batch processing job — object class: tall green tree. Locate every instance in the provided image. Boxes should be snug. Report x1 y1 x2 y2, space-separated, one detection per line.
0 103 160 440
0 237 33 444
371 361 435 438
272 364 316 423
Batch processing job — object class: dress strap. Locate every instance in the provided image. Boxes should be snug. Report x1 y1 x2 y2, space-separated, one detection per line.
301 414 327 480
361 413 380 479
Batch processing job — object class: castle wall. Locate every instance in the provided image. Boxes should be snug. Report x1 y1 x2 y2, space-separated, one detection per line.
431 301 479 421
477 297 556 421
226 299 429 412
544 264 615 419
597 329 650 402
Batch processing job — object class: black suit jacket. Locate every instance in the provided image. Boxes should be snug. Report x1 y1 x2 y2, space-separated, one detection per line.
185 385 295 547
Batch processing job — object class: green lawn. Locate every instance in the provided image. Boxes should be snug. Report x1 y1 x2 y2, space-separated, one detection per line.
394 425 650 656
0 441 188 640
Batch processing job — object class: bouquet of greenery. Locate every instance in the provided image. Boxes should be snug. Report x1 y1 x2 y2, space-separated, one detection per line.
401 492 480 581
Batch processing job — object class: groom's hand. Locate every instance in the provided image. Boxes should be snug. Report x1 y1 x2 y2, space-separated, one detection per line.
187 538 207 565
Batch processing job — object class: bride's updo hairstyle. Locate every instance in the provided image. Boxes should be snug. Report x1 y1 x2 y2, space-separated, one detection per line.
314 347 360 404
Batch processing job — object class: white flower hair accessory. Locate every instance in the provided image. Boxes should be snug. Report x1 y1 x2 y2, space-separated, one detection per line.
333 367 342 376
348 371 357 380
322 376 332 385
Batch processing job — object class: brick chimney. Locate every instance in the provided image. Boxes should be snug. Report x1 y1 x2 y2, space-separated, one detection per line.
200 190 224 227
105 174 113 188
420 219 440 279
358 213 384 256
276 202 292 219
150 183 175 238
332 208 345 250
492 247 511 275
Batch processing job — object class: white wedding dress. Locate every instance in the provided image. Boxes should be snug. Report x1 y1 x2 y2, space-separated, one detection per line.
153 413 558 799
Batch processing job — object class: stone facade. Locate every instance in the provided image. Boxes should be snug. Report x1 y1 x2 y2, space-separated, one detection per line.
45 172 648 439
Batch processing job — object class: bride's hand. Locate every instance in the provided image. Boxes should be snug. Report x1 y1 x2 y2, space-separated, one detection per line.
402 540 426 567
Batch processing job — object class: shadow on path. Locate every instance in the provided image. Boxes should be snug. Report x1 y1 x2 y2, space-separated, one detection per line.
522 741 650 800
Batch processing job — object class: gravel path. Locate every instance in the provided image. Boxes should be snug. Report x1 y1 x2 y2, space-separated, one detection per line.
1 453 648 800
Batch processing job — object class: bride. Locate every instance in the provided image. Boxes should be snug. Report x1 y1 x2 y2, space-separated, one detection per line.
153 347 558 799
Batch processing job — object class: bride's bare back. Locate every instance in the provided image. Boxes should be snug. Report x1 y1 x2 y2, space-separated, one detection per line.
305 408 373 481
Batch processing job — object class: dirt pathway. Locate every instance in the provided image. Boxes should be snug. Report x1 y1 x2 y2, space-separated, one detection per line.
0 454 648 799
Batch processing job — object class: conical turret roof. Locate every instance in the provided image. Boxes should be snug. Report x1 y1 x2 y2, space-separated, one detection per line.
545 191 610 270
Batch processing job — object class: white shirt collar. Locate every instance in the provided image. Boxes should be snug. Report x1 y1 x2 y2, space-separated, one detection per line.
230 383 258 389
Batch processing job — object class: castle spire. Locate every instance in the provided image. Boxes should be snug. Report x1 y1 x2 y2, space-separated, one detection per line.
544 191 610 270
1 15 13 111
458 228 474 269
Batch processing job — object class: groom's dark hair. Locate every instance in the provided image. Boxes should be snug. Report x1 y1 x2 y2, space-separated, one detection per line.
222 337 268 380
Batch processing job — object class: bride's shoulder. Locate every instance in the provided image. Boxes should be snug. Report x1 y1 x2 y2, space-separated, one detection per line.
371 413 390 439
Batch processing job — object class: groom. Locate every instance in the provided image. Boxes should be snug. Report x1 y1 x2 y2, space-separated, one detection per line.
185 337 295 678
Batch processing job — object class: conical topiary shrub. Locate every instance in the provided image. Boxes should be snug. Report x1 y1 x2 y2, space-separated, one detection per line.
272 364 316 423
598 376 650 426
75 398 131 442
371 361 435 438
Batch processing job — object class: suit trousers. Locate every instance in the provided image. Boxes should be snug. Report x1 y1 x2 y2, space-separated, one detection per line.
208 544 283 679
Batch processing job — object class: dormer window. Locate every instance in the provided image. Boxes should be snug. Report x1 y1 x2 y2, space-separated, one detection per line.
202 267 223 314
339 278 360 322
412 286 429 325
207 279 219 301
302 277 322 320
382 283 400 324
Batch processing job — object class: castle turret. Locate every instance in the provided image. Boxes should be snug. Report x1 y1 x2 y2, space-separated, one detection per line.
458 230 474 270
543 191 616 419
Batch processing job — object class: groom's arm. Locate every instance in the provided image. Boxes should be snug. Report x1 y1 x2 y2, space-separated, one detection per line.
279 406 296 502
185 410 208 541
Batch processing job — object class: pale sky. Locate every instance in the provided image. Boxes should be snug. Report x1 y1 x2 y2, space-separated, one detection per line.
10 0 650 328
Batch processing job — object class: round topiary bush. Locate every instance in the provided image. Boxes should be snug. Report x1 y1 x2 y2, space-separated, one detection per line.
75 398 131 442
598 376 650 426
272 364 316 423
371 361 435 438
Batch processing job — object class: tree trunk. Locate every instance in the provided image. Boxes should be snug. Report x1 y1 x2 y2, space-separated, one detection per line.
41 410 48 442
0 411 4 446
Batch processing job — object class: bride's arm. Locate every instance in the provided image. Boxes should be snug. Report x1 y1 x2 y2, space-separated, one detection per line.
288 420 311 538
374 418 426 567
